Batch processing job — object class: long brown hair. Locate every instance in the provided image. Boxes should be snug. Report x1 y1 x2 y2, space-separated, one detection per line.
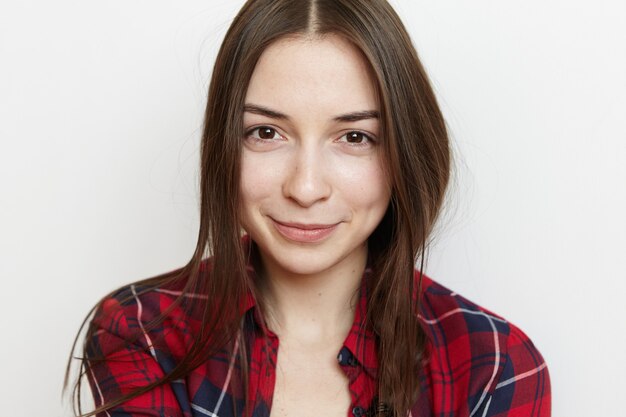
65 0 450 415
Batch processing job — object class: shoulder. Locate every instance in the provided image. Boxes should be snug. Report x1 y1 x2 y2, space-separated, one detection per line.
416 272 551 416
89 276 199 360
84 274 206 415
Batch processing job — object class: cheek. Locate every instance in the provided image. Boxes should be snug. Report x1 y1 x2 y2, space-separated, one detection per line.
239 153 258 204
239 155 263 235
240 153 262 216
334 156 391 211
239 151 283 212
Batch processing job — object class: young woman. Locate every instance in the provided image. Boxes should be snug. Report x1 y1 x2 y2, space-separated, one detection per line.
67 1 551 416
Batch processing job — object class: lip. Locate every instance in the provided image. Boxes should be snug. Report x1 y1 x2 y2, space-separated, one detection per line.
270 218 340 243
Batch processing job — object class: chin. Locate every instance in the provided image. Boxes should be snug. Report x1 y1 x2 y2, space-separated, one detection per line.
279 262 330 277
259 238 366 277
269 254 341 276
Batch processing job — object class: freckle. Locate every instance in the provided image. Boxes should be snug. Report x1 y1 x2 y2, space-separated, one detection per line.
318 292 322 296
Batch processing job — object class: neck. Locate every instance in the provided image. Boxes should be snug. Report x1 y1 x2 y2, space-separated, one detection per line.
257 245 367 343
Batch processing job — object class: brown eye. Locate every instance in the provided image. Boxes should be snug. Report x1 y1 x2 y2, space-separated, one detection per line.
247 126 282 141
346 131 366 143
339 131 374 146
258 127 277 139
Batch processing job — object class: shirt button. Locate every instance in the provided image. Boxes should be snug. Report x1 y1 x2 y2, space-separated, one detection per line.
338 347 358 366
352 406 365 417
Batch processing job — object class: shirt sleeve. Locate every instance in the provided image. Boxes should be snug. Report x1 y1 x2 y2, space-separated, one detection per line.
86 292 187 417
482 323 551 417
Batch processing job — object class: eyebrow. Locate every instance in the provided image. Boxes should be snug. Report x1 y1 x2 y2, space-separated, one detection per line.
243 104 289 120
334 110 379 122
243 104 379 122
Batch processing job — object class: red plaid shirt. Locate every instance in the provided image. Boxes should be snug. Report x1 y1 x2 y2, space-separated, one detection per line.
87 263 550 417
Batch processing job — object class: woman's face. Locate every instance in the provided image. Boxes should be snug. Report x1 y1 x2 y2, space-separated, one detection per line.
240 34 391 278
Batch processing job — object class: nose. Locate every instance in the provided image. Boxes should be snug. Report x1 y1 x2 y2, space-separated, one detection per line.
282 143 331 207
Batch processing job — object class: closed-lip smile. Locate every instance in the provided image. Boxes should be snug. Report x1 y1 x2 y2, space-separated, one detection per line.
270 218 340 243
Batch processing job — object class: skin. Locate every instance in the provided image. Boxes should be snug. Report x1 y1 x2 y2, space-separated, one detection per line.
240 34 391 417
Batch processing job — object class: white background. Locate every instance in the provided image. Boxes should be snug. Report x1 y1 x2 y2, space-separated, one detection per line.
1 1 624 416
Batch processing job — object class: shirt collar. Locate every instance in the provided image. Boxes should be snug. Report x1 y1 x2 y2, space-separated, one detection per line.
242 251 379 379
341 266 379 378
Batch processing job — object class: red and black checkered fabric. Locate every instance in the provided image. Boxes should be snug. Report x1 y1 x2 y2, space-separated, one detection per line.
87 263 550 417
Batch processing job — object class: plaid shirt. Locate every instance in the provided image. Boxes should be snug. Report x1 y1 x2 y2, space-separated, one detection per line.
88 264 551 417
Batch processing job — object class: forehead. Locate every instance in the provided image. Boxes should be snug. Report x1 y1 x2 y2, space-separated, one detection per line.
245 34 379 114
